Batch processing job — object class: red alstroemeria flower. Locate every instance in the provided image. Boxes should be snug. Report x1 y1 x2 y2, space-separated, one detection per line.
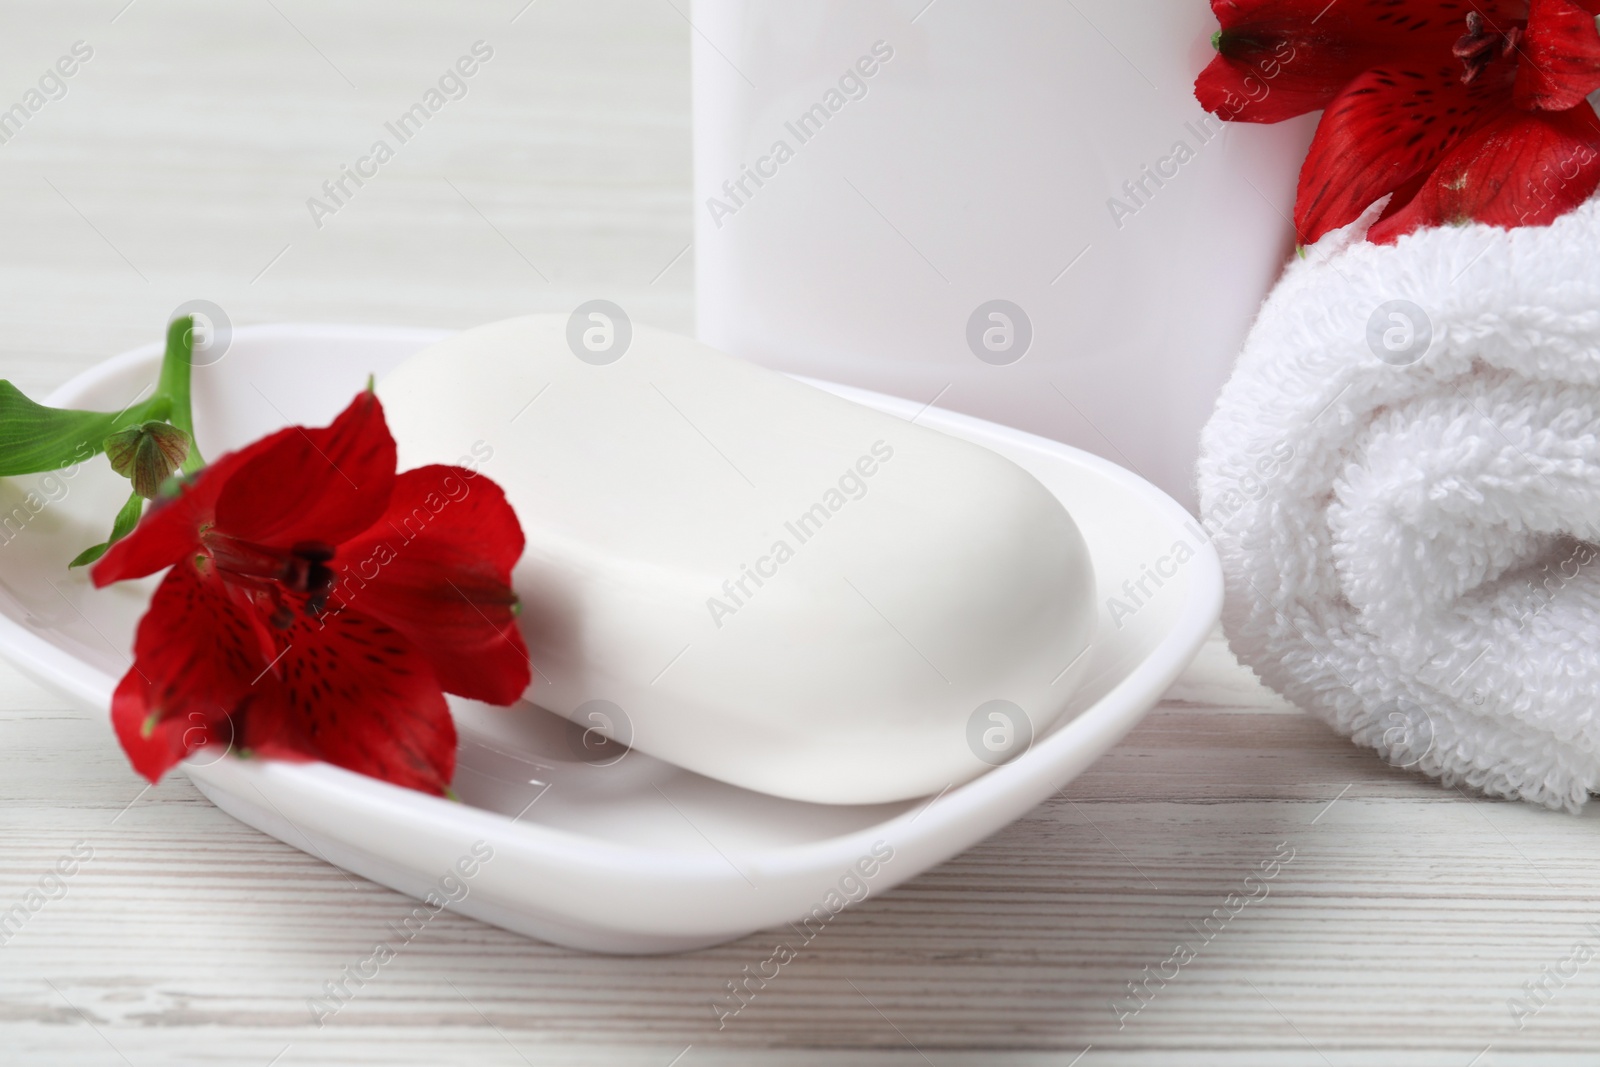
91 390 530 795
1196 0 1600 243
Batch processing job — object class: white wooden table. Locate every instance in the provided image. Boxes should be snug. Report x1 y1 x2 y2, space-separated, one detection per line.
2 2 1597 1064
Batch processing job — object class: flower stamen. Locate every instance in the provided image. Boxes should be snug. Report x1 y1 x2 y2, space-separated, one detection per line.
1454 11 1517 85
202 533 339 618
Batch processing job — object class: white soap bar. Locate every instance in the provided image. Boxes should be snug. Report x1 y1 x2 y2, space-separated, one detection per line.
377 315 1095 804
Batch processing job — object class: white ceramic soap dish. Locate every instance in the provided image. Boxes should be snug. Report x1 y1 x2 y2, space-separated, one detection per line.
0 324 1220 953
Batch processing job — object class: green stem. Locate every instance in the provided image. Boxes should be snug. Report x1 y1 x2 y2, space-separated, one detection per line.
120 395 171 427
157 316 205 472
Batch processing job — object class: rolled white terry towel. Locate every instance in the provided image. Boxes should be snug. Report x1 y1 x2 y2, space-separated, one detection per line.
1197 197 1600 812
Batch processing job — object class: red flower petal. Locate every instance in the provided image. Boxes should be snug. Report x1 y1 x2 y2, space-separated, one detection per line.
1208 0 1523 33
239 610 458 795
334 466 531 705
1295 62 1516 242
1367 102 1600 241
1195 51 1353 124
90 433 282 586
110 558 264 782
110 670 238 785
1515 0 1600 109
1363 164 1434 231
98 387 532 798
1195 0 1517 122
94 395 395 585
214 391 397 550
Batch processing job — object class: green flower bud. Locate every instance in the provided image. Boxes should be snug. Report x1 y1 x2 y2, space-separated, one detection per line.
104 421 191 499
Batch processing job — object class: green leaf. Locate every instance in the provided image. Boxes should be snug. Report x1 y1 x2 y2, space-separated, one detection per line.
0 381 169 478
67 490 144 569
